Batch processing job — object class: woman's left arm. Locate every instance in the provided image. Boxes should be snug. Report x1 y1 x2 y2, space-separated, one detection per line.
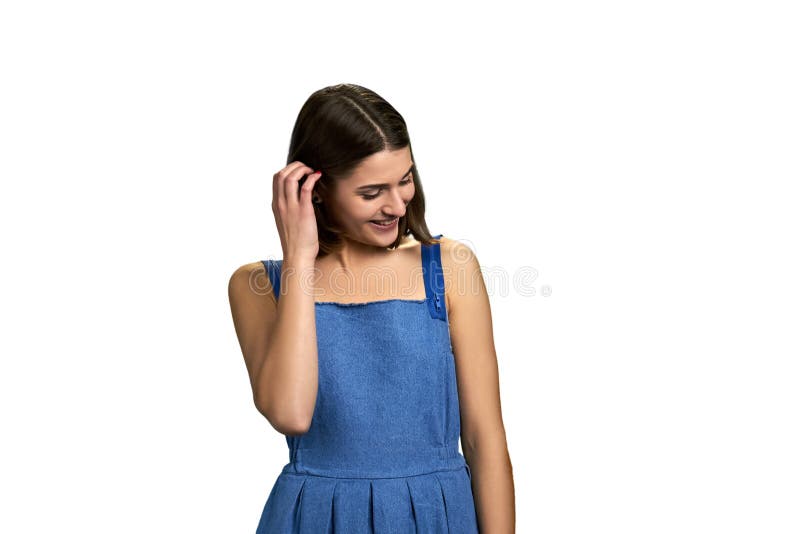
440 237 516 533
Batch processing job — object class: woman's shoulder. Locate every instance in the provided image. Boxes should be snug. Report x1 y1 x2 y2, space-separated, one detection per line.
230 260 271 279
228 260 276 303
435 236 480 284
435 237 484 316
398 234 474 264
436 235 474 261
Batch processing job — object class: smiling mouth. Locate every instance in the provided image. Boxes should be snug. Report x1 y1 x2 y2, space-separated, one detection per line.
369 218 398 227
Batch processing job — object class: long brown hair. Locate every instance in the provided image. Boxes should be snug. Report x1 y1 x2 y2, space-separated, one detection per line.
286 83 439 258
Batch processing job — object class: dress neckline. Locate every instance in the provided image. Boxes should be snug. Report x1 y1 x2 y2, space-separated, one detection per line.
314 297 428 307
262 234 446 320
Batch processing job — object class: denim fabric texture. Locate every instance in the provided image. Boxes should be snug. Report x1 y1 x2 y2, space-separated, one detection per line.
255 234 479 533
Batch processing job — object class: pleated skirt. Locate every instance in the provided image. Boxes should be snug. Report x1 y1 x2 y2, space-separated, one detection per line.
256 464 478 533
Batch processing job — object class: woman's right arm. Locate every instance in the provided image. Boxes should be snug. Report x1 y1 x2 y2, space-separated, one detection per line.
228 161 324 436
228 256 318 436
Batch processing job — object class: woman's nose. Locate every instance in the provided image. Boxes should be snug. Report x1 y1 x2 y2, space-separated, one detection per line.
384 189 407 216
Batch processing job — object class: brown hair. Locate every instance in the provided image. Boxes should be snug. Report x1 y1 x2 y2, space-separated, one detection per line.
286 83 439 258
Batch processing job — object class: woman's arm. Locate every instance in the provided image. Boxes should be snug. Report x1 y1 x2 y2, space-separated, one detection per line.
228 257 318 435
440 237 516 533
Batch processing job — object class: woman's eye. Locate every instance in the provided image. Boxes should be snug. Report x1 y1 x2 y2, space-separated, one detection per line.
361 177 412 200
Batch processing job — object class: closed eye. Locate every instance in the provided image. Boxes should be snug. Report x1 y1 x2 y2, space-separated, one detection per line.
361 176 413 200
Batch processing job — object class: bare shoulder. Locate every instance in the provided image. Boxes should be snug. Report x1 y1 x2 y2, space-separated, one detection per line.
436 236 482 314
437 236 479 271
228 260 276 306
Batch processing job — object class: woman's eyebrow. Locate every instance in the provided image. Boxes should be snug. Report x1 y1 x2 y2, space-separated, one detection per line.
355 163 415 191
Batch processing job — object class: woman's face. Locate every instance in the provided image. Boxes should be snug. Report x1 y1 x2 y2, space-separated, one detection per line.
326 147 416 245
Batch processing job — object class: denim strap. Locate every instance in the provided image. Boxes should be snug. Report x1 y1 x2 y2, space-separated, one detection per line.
422 233 448 322
261 259 282 301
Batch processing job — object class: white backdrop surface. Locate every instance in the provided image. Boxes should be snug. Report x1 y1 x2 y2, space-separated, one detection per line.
1 1 798 532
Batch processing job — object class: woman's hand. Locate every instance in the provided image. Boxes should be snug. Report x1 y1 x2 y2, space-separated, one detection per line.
272 162 323 262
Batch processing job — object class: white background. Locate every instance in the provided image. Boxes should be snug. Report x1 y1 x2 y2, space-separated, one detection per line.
1 1 798 532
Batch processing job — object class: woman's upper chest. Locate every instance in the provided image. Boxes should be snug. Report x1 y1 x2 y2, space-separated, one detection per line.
312 242 426 305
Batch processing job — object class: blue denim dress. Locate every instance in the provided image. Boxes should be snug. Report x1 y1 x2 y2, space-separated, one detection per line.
255 234 479 533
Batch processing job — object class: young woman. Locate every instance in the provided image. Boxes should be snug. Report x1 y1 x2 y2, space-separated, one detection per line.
228 84 515 532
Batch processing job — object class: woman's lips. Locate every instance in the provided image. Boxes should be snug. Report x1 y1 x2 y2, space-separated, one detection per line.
369 218 398 231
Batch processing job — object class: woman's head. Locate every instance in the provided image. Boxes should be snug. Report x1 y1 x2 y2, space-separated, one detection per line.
287 83 437 257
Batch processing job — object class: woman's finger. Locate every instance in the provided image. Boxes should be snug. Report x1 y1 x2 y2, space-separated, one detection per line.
273 161 307 206
284 165 315 209
299 171 322 211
